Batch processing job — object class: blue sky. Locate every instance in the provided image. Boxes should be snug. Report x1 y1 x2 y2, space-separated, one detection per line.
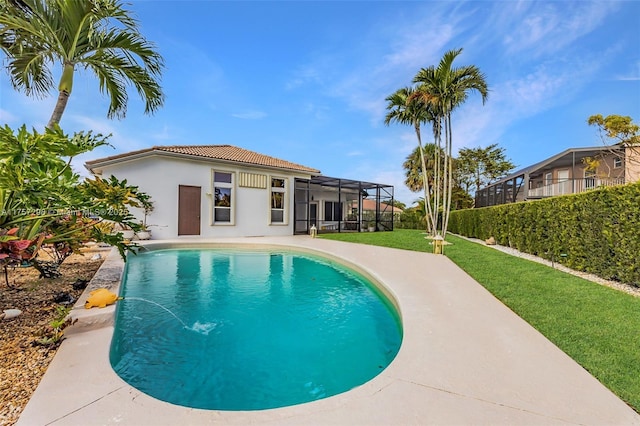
1 1 639 205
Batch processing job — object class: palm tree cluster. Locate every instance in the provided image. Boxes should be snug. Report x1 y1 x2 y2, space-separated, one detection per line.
385 48 488 240
0 0 165 128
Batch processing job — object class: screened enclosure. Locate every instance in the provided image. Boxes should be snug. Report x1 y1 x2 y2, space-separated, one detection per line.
294 176 394 235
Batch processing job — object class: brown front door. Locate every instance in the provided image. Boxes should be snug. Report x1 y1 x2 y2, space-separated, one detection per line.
178 185 201 236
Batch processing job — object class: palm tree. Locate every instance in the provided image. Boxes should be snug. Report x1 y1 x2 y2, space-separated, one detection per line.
412 197 429 232
384 87 438 236
413 48 488 239
403 145 428 192
402 143 443 197
0 0 164 128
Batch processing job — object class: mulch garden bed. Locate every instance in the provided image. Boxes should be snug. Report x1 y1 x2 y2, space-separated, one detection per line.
0 251 105 425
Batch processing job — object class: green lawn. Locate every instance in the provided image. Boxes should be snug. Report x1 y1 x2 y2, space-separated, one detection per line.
320 229 640 412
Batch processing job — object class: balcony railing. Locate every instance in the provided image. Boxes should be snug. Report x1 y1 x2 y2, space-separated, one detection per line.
528 177 625 198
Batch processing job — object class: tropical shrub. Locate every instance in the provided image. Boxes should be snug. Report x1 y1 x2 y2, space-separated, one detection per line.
448 182 640 285
0 125 150 279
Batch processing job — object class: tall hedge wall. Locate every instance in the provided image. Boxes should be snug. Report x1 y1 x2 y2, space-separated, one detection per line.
448 182 640 286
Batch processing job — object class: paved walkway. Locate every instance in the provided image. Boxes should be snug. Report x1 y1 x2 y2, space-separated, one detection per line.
17 237 640 425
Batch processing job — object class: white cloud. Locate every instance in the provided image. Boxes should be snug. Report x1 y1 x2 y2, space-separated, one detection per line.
503 65 567 112
285 4 465 126
284 0 626 194
359 1 623 158
615 61 640 81
381 22 456 71
451 102 496 154
502 2 619 57
452 46 611 153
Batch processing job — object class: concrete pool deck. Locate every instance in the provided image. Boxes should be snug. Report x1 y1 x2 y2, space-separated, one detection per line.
17 236 640 425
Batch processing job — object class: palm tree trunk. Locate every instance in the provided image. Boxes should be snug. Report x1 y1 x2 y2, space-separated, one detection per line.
443 113 454 240
47 62 74 129
441 117 449 236
433 120 442 233
47 90 70 129
415 124 434 236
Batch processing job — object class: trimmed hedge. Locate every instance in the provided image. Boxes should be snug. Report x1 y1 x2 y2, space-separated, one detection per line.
448 182 640 286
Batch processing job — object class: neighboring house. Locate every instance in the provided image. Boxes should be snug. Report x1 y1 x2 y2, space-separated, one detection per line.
85 145 394 239
475 145 640 208
349 199 403 228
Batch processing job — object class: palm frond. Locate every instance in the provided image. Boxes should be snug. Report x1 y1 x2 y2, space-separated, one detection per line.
1 0 164 125
7 50 53 97
87 55 128 119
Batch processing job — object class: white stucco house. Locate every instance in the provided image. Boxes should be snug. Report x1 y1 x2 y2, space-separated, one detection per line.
85 145 395 239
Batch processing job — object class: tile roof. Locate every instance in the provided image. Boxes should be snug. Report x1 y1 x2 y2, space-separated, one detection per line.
85 145 321 174
360 199 403 213
347 199 402 212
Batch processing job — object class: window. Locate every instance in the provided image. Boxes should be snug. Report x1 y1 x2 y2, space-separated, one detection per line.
213 171 234 224
614 157 622 169
270 177 286 224
557 170 569 194
324 201 342 221
544 172 553 185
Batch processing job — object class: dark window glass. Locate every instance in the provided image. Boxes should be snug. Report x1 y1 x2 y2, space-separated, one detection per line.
214 172 232 183
324 201 342 221
324 201 332 221
333 202 341 221
271 210 284 223
214 208 231 222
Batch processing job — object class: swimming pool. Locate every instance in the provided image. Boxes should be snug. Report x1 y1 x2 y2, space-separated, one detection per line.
110 248 402 410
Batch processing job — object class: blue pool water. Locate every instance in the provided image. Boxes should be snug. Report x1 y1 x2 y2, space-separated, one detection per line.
110 248 402 410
